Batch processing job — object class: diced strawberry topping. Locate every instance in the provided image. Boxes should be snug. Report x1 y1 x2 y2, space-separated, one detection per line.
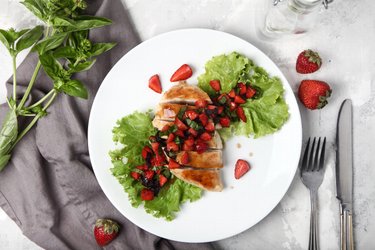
159 175 168 187
136 164 148 171
167 133 175 143
180 151 189 165
229 101 237 111
175 117 188 131
228 89 236 98
167 141 179 152
195 99 208 108
154 154 166 166
130 171 140 180
161 125 170 132
209 80 221 92
219 117 231 127
217 106 224 115
168 159 181 169
234 159 251 179
140 188 154 201
170 64 193 82
144 170 155 180
199 113 208 126
188 127 198 137
237 82 247 95
185 110 198 120
182 143 194 151
185 138 195 147
195 141 208 154
200 132 212 141
148 74 162 94
236 106 247 122
205 121 215 132
175 129 185 138
151 142 160 154
234 95 246 104
246 87 256 99
141 146 153 159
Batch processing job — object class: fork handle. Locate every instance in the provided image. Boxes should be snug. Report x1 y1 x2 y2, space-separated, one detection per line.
309 190 319 250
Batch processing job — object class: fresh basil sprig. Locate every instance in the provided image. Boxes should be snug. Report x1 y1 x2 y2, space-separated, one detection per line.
0 0 116 170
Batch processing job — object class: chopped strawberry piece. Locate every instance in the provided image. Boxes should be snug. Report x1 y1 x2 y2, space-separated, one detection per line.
159 175 168 187
175 117 188 131
149 136 157 142
217 106 224 114
136 164 148 171
168 159 181 169
154 154 166 166
209 80 221 92
175 129 185 138
180 151 190 165
140 188 154 201
144 170 155 180
228 89 236 98
246 87 256 99
182 143 194 151
207 105 217 110
167 141 179 152
185 110 198 120
151 142 160 154
237 82 247 95
219 117 231 127
200 132 212 141
234 95 246 104
205 121 215 132
195 99 208 108
234 159 251 179
195 141 208 154
184 138 195 147
188 127 198 137
161 125 170 132
130 171 140 180
170 64 193 82
167 133 175 143
236 106 247 122
141 146 153 159
148 74 162 93
156 168 162 175
229 101 237 111
199 113 208 126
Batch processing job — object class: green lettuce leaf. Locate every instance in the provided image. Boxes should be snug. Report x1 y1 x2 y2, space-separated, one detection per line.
110 111 202 221
198 52 289 139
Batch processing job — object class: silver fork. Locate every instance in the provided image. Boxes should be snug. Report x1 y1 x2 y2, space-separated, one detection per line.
300 137 327 250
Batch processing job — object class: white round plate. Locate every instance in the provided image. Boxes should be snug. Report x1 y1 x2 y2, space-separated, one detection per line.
88 28 302 243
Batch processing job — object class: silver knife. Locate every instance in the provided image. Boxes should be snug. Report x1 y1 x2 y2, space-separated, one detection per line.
336 99 354 250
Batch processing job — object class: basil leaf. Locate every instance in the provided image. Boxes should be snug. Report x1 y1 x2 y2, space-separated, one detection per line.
0 29 11 49
89 43 116 57
32 32 67 55
0 154 11 171
15 25 44 53
60 80 88 99
67 30 88 48
50 16 74 27
69 59 96 73
53 46 78 59
0 109 18 157
66 16 112 31
21 0 46 21
39 52 63 80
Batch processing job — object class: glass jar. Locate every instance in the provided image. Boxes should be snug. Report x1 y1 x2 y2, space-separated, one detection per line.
263 0 333 36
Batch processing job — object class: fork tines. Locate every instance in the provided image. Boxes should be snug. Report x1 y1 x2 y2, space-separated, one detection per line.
301 137 326 172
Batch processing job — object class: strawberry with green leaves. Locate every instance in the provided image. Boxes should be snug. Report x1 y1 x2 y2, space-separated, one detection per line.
94 219 120 247
296 49 322 74
298 80 332 110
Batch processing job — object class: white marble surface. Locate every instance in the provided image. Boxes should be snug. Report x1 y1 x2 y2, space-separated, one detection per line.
0 0 374 249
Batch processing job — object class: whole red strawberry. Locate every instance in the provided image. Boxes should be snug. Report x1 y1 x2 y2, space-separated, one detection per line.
296 49 322 74
298 80 332 110
94 219 120 246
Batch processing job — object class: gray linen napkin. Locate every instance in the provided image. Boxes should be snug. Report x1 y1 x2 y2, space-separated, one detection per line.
0 1 216 249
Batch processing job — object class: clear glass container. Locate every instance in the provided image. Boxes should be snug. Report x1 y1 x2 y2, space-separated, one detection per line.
263 0 329 36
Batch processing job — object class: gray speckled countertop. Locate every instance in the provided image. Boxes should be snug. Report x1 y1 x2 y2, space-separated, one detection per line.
1 0 374 249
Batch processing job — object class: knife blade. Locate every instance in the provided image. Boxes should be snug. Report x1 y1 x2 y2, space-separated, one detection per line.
336 99 354 250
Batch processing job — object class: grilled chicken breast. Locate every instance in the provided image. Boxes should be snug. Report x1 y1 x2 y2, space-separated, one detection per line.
170 168 223 192
160 81 212 104
154 103 197 121
176 150 223 169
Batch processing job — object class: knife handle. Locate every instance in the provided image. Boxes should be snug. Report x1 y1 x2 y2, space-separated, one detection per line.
347 212 354 250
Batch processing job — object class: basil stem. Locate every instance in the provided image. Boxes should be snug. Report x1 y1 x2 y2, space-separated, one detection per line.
12 56 17 102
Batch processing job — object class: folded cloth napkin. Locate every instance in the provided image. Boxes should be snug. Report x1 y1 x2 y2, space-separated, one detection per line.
0 0 216 249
